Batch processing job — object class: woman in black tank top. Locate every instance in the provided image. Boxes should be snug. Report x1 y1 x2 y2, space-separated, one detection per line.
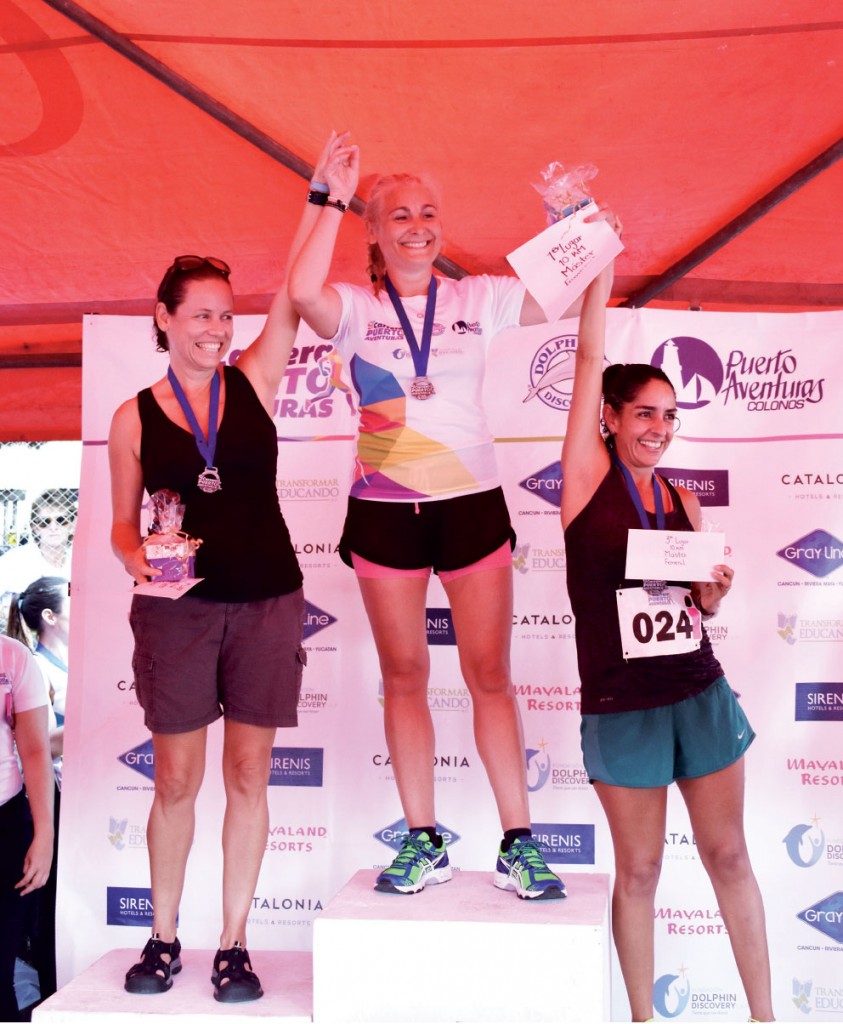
108 168 326 1004
560 264 774 1022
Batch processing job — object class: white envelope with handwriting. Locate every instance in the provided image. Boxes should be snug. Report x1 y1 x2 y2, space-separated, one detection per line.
506 201 624 320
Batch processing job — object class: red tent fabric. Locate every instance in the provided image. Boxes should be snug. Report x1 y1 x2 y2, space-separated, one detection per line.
1 0 841 437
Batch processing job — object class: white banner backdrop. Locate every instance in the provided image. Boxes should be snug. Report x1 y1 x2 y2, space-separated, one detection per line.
58 307 843 1021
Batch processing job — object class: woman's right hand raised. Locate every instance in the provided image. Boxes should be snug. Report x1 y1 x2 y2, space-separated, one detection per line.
318 130 360 204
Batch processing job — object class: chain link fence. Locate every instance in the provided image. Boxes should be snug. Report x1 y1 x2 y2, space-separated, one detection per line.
0 441 80 631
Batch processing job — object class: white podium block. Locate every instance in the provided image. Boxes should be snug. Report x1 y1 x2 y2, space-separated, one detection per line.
313 869 610 1023
33 948 312 1024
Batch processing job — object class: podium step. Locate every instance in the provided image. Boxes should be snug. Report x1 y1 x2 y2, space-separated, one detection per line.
313 869 610 1023
32 949 312 1024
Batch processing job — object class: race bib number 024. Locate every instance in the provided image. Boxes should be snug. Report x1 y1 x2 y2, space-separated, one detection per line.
616 586 702 659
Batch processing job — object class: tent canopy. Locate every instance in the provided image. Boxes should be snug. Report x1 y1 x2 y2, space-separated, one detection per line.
1 0 841 438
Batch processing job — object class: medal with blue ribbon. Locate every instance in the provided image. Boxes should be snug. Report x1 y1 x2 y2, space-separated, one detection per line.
167 366 222 492
384 274 438 400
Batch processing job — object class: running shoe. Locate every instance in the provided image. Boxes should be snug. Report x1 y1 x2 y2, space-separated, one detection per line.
494 836 566 900
374 830 452 894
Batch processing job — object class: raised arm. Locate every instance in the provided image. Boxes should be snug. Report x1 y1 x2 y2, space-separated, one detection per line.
287 132 360 340
559 262 615 529
235 136 354 410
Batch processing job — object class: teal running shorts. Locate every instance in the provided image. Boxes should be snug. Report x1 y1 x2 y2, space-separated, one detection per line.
580 677 755 788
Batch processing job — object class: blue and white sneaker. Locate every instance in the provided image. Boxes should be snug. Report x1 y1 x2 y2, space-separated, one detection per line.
494 836 566 900
375 830 452 894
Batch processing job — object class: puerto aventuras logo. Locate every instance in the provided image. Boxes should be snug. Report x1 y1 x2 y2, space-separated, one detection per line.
650 336 825 414
652 337 723 409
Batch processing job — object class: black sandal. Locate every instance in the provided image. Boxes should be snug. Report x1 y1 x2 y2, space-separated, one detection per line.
211 942 263 1003
124 933 182 994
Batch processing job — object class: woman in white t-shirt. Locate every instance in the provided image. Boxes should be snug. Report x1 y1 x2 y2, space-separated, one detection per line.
289 132 620 898
0 636 54 1022
7 576 69 773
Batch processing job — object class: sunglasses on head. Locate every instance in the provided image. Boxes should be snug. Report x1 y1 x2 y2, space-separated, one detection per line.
157 255 231 299
32 515 71 528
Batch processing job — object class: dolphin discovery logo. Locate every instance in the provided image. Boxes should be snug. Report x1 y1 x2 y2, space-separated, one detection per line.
526 742 552 792
524 334 579 410
653 970 692 1018
783 820 826 868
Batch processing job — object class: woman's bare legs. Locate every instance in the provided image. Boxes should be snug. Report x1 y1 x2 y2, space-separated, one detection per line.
358 575 434 826
678 760 774 1021
147 728 208 943
219 720 277 949
593 782 667 1023
443 566 529 830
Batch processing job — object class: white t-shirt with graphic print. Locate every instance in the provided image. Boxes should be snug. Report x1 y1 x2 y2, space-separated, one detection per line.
332 274 525 501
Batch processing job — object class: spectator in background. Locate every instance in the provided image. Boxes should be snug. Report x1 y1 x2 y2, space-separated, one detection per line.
6 576 69 1011
0 635 54 1022
0 492 75 601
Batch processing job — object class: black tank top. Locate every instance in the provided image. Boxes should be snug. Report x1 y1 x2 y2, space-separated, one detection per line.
564 464 723 714
137 365 302 602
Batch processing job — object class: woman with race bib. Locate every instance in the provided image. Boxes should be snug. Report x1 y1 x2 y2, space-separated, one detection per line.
560 264 774 1022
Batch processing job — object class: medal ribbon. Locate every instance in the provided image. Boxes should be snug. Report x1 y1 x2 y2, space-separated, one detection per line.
167 366 220 475
384 274 437 381
611 453 665 531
